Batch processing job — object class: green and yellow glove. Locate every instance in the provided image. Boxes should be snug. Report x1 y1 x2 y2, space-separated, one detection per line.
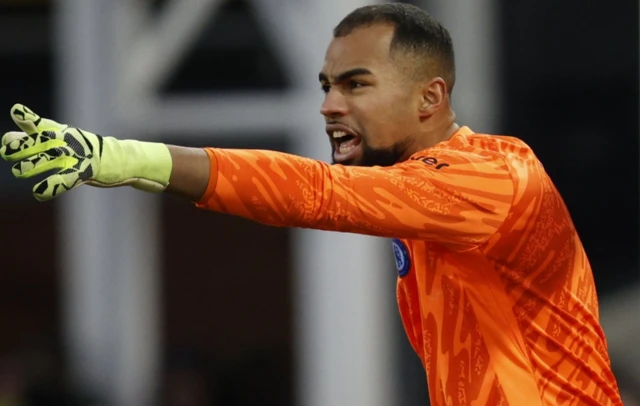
0 104 172 201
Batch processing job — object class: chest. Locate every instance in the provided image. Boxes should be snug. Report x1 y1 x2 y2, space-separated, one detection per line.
392 238 496 316
392 238 451 293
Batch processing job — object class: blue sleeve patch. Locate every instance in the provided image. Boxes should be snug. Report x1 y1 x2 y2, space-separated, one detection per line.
391 238 411 277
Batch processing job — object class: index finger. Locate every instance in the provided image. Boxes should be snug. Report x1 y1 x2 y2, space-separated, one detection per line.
0 130 66 162
10 104 67 134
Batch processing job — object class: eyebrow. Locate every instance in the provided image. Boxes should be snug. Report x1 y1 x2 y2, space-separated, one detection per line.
318 68 373 84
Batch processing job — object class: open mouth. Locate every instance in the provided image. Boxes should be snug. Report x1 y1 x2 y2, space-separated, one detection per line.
334 131 360 153
332 130 362 163
327 124 362 164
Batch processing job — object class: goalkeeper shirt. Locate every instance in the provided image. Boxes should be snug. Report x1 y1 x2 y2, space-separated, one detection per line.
196 126 622 406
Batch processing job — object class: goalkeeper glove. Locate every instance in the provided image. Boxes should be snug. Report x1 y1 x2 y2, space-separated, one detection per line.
0 104 172 201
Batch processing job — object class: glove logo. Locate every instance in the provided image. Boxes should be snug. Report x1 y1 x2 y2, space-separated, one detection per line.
391 238 411 277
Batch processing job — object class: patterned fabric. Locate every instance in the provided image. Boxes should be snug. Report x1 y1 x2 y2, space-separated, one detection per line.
1 104 172 200
197 127 623 406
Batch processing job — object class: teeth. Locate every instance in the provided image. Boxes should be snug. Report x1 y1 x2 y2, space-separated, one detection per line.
339 143 356 154
333 131 348 139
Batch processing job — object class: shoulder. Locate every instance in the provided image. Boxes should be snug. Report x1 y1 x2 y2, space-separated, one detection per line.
461 131 538 161
435 128 544 169
457 130 555 202
405 130 512 170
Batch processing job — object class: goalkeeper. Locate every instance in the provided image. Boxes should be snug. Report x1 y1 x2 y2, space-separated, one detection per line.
1 4 622 406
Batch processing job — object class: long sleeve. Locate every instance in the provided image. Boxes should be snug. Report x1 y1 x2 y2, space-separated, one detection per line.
196 145 513 248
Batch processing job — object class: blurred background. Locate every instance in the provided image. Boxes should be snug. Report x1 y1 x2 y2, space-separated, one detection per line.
0 0 638 405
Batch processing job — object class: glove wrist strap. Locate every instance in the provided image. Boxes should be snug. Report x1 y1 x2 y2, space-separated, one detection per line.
101 138 173 192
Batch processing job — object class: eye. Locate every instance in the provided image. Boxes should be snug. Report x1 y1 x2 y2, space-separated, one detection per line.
348 80 366 90
321 84 331 94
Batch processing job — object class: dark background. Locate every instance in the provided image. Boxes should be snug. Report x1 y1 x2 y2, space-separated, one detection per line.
0 0 637 405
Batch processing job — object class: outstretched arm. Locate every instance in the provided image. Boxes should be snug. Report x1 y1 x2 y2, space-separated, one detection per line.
196 147 513 249
1 104 513 249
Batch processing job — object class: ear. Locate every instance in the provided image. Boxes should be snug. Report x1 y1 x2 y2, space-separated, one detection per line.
418 77 448 118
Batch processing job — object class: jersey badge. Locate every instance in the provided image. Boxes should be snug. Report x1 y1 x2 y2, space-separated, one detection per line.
391 238 411 277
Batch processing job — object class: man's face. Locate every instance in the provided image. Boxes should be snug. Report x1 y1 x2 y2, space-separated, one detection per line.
320 24 419 166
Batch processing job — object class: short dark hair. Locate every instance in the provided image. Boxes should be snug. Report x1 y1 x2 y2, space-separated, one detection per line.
334 3 456 94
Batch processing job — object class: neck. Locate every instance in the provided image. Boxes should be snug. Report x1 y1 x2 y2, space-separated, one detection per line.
399 110 459 161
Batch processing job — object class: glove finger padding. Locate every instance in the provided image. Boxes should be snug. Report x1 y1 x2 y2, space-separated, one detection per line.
4 103 172 201
0 130 66 162
10 104 67 134
32 168 87 201
11 146 79 179
1 131 26 147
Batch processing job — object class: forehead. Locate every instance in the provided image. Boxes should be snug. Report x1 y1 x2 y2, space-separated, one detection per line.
322 24 396 77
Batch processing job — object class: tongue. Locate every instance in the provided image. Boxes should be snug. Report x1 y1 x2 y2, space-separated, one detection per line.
341 137 358 148
338 137 360 155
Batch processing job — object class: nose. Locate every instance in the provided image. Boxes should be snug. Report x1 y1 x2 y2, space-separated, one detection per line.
320 89 348 119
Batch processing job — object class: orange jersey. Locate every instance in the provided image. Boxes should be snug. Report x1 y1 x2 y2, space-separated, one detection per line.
196 127 622 405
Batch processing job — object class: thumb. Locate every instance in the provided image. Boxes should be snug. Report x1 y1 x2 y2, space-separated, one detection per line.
10 104 66 134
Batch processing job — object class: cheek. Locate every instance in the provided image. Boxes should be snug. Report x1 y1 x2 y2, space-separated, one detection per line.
388 95 419 128
350 92 413 146
355 109 391 147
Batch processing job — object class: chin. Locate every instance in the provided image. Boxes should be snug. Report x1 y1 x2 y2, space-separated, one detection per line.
331 144 403 167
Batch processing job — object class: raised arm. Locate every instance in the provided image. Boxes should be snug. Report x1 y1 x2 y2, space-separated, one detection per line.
1 104 513 249
196 147 514 248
